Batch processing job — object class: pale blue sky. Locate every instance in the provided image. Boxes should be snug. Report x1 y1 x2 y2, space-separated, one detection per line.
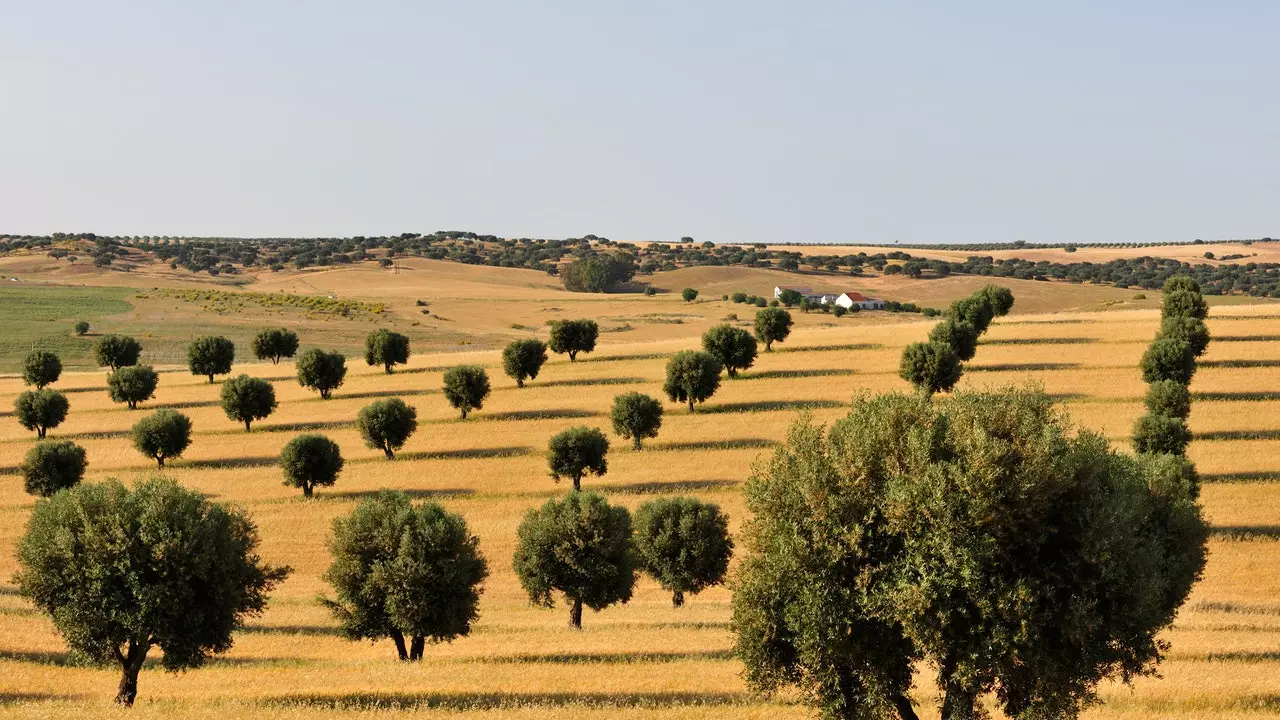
2 2 1276 244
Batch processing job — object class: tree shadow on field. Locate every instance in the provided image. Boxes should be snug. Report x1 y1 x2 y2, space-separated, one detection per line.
181 456 280 470
1189 650 1280 663
738 369 854 380
1189 600 1280 616
465 409 600 422
322 488 476 502
1194 391 1280 402
261 690 753 711
0 692 89 704
58 386 107 395
61 430 131 441
250 420 353 433
601 479 740 495
392 446 537 462
577 352 673 364
326 389 437 401
476 650 735 664
1209 525 1280 540
533 377 647 389
1199 359 1280 368
697 400 844 415
1196 430 1280 441
979 338 1098 346
0 649 89 668
774 343 884 353
652 439 776 452
159 400 223 410
1201 471 1280 484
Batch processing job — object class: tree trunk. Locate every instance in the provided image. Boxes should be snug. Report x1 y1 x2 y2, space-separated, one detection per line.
572 475 581 492
37 427 46 439
207 374 215 384
391 631 408 661
568 598 583 629
460 408 468 419
672 590 685 608
892 693 921 720
765 342 773 352
688 399 695 412
409 636 425 661
516 378 524 388
383 446 395 460
114 640 149 707
244 419 252 432
303 482 313 498
569 351 577 362
156 456 165 468
385 363 393 374
632 437 642 451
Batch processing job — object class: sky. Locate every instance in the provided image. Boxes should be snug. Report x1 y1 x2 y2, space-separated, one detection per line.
1 1 1276 244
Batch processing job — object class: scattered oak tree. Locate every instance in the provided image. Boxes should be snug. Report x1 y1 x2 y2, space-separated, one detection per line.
702 324 758 377
610 392 663 450
219 374 278 431
23 350 62 389
15 477 289 706
633 497 733 607
899 341 962 396
547 426 609 490
548 319 599 361
442 365 491 419
106 365 159 409
365 329 411 374
502 339 548 388
662 350 723 412
14 389 69 439
754 307 793 351
187 335 236 383
356 398 418 459
296 348 347 399
94 334 142 370
131 409 193 468
280 434 344 498
21 441 87 497
513 491 637 629
251 328 299 364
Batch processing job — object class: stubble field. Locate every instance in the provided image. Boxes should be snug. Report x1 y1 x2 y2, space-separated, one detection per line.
0 269 1278 719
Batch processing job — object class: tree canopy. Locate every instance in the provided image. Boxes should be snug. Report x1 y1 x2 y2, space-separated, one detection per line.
609 392 664 450
898 341 962 396
633 497 733 607
502 339 548 388
442 365 491 419
94 335 142 370
547 426 609 490
548 319 599 361
219 375 278 431
251 328 299 364
188 336 236 383
560 253 636 293
296 348 347 399
356 398 418 459
131 409 193 468
20 441 87 497
280 434 344 498
753 308 793 351
23 350 61 389
365 329 411 374
702 324 758 377
106 365 159 410
14 389 69 439
662 350 723 411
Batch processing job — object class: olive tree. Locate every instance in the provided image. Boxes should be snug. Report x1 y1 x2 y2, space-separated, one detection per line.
978 284 1015 317
1133 413 1192 456
1140 337 1196 385
502 339 548 387
131 409 193 468
927 319 979 361
1162 289 1208 320
356 398 418 459
188 335 236 383
898 341 962 396
547 426 609 490
513 491 636 629
681 287 699 302
702 324 758 377
323 491 488 660
252 328 299 364
1145 380 1191 419
74 320 90 336
14 389 69 439
610 392 663 450
1163 275 1201 295
15 477 289 706
280 434 344 498
365 329 410 374
442 365 491 419
1159 316 1210 357
23 350 62 389
220 374 278 431
548 319 599 361
753 307 793 351
633 497 733 607
662 350 723 411
296 348 347 399
107 365 159 409
95 334 142 370
20 441 87 497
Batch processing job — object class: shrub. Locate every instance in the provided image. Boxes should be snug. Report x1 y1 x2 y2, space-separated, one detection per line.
1140 337 1196 385
15 477 288 705
502 339 548 388
296 348 347 399
633 497 733 607
251 328 299 364
22 350 62 389
14 389 69 439
681 288 699 302
610 392 664 450
644 286 657 296
832 305 847 318
280 434 344 498
778 289 803 307
187 336 235 383
547 426 609 490
898 341 962 396
701 324 758 377
20 441 87 496
731 292 747 303
131 409 193 468
513 491 636 629
107 365 159 409
927 319 979 361
1159 316 1210 357
662 350 723 412
753 307 793 351
74 321 90 336
356 398 418 459
220 375 278 431
365 329 411 374
548 319 599 361
1133 413 1192 455
755 297 768 307
94 334 142 370
1144 380 1191 419
442 365 491 419
1162 289 1208 320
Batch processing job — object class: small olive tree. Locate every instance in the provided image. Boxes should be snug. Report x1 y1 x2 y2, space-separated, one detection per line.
513 491 637 629
356 398 418 459
547 426 609 490
21 441 87 497
188 335 236 383
1140 337 1196 385
74 320 90 336
1133 414 1192 456
365 329 411 374
927 319 979 361
681 287 699 302
442 365 491 419
502 339 548 387
280 434 344 498
899 341 962 396
633 497 733 607
14 389 70 439
548 319 599 361
702 324 758 377
610 392 664 450
252 328 300 364
220 375 278 431
131 409 193 468
753 307 793 351
296 348 347 399
1145 380 1192 419
15 477 289 706
663 350 723 411
107 365 159 409
323 491 489 660
23 350 62 389
94 334 142 370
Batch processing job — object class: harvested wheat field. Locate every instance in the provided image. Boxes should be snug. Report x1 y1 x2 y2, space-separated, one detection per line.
0 270 1278 720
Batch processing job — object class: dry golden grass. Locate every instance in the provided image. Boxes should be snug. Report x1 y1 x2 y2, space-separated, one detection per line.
0 272 1278 719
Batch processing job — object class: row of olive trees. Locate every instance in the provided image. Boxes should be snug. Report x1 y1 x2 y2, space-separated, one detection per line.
898 284 1014 395
1133 276 1210 456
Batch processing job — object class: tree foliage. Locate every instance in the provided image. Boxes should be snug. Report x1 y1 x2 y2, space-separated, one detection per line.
560 253 636 293
927 319 979 361
502 339 548 388
702 324 758 377
365 329 411 374
1144 380 1191 419
633 497 733 607
94 334 142 370
663 350 723 412
107 365 159 409
898 341 962 396
1140 337 1196 385
251 328 299 364
188 336 236 383
131 409 193 468
219 374 278 431
15 477 289 706
753 307 793 351
280 434 344 497
296 348 347 399
609 392 664 450
23 350 62 389
1161 289 1209 320
547 426 609 490
681 287 699 302
1132 413 1192 456
356 398 418 459
21 441 87 497
14 389 69 439
548 319 599 361
1158 316 1210 357
777 289 804 307
442 365 491 419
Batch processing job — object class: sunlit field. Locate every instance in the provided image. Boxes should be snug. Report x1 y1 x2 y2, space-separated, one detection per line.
1 282 1279 719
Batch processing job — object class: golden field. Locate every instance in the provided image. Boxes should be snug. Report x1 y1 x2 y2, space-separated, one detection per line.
0 264 1278 719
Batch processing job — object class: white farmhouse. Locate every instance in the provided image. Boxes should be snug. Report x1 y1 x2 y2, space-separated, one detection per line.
834 291 885 310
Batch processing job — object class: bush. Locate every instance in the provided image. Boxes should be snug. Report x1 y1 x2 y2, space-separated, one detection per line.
1133 413 1192 456
832 305 847 318
107 365 159 409
442 365 491 419
633 497 733 607
681 288 698 302
323 491 488 659
610 392 664 450
753 307 793 351
220 375 278 431
1144 380 1191 419
513 491 636 629
502 339 548 388
701 324 758 377
927 319 979 361
251 328 299 364
74 321 90 336
755 297 768 307
131 409 193 468
1162 289 1208 320
94 334 142 370
22 350 61 389
15 477 288 706
188 336 235 383
280 434 344 498
365 329 411 374
296 349 347 399
547 426 609 490
731 292 747 303
778 289 803 307
20 441 87 496
644 286 657 296
898 341 962 396
357 398 418 459
1140 337 1196 385
548 319 599 361
14 389 69 439
1159 316 1210 357
662 350 723 412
